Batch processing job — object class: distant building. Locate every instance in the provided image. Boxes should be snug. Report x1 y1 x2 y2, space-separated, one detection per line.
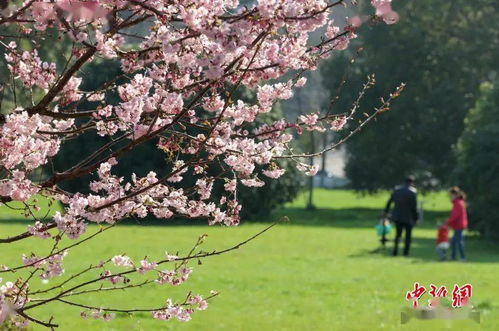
313 170 350 188
312 146 349 188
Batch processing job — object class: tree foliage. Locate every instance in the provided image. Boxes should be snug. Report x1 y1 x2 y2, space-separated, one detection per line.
322 0 499 191
455 82 499 240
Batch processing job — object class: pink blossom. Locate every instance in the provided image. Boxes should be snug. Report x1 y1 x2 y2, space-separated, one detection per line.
371 0 393 16
299 113 319 127
0 170 38 202
164 252 178 261
56 0 110 22
331 116 348 131
263 168 286 179
156 267 192 286
307 165 320 176
100 271 124 285
137 259 157 274
196 179 214 200
0 111 61 172
382 10 400 24
224 179 237 192
30 2 57 30
27 222 51 239
22 254 44 268
187 295 209 311
257 83 294 112
295 77 307 87
111 255 133 267
28 251 69 280
240 178 265 187
40 262 65 280
87 93 105 102
371 0 399 24
152 298 195 322
347 16 363 28
296 163 319 176
59 77 82 105
0 301 10 324
5 44 57 89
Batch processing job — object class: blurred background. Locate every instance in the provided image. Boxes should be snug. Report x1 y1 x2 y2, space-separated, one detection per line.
284 0 499 241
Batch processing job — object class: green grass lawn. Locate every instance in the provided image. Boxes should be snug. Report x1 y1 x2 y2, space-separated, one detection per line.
1 189 498 330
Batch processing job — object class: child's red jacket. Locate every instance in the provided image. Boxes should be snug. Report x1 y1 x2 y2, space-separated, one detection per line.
445 197 468 230
436 226 448 244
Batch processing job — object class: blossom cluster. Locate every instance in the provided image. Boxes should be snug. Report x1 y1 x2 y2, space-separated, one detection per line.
152 295 209 322
371 0 400 24
4 42 57 89
22 251 68 280
0 279 29 326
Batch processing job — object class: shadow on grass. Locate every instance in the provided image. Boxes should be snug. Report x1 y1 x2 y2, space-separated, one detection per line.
3 207 498 263
271 207 449 229
348 236 499 263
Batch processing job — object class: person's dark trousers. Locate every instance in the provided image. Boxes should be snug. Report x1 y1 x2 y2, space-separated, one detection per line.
393 222 413 256
451 229 465 260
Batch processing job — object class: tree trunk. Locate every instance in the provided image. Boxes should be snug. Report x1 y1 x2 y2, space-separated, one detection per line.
307 131 315 210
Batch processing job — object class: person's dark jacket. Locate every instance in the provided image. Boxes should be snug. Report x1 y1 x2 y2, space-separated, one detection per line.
384 184 419 225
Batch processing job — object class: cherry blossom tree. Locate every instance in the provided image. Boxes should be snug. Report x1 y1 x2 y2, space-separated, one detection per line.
0 0 402 328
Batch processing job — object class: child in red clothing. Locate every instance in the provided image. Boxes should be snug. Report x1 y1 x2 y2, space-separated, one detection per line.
436 224 449 261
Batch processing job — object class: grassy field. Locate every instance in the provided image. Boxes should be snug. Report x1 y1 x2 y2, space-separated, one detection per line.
1 189 498 330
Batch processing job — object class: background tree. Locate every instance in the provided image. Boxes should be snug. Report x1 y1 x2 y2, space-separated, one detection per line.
455 82 499 240
321 0 499 191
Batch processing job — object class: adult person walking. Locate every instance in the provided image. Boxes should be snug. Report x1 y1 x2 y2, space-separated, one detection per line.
445 187 468 261
384 176 419 256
